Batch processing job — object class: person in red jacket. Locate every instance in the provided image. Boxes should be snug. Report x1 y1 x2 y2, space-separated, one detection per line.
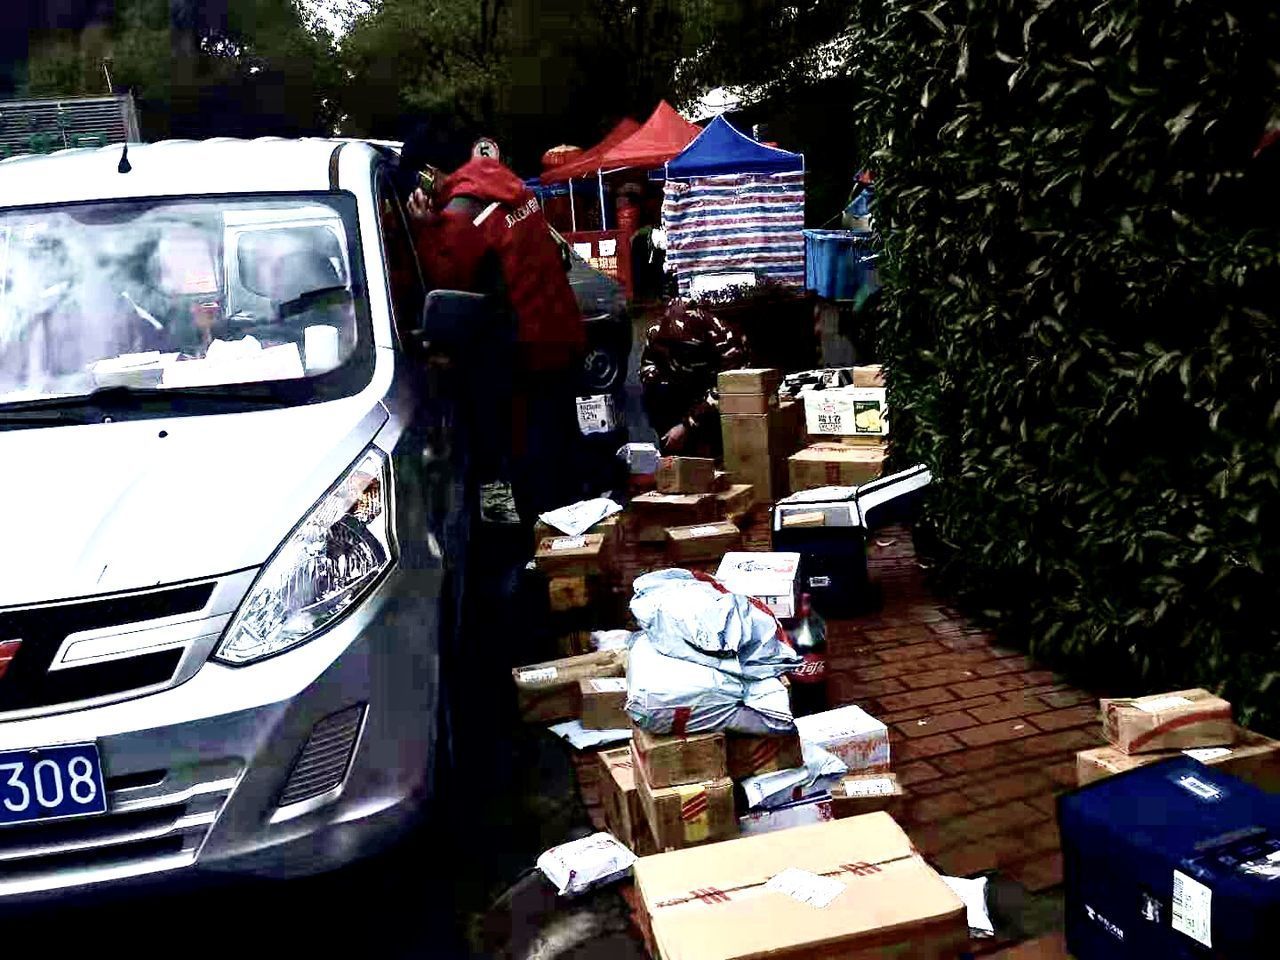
400 129 586 523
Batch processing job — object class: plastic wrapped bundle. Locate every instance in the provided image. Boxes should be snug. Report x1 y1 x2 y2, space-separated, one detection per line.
629 569 800 681
625 632 795 735
739 740 849 810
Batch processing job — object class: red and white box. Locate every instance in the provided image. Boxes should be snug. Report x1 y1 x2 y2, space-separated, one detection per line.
795 704 890 772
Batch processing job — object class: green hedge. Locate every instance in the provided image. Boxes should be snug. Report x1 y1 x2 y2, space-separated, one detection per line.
852 2 1280 728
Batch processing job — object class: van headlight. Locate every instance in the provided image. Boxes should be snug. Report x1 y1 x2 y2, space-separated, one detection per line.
214 448 393 665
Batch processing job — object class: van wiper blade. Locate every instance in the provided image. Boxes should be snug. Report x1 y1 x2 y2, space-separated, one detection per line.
0 384 293 414
0 408 92 426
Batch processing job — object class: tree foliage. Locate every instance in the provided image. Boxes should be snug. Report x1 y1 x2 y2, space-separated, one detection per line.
852 0 1280 729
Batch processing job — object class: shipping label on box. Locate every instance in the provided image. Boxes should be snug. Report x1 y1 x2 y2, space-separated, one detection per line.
512 649 628 724
632 727 727 789
1100 688 1234 755
830 773 906 819
726 732 805 780
580 677 629 730
534 533 607 577
803 386 889 437
656 456 717 495
576 394 618 436
636 771 737 852
633 814 967 960
795 704 890 772
714 552 800 619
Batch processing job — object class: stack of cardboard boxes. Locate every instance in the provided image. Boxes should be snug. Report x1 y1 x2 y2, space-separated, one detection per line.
718 369 805 502
790 365 889 492
629 456 756 550
1076 687 1280 789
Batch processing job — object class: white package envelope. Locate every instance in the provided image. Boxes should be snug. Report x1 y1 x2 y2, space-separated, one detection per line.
740 740 848 809
537 832 636 897
539 497 623 537
624 632 795 735
629 569 799 681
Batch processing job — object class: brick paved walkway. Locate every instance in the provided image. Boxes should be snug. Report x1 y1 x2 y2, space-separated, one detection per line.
574 506 1099 956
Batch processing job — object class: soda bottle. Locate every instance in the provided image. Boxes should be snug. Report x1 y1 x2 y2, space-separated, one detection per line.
787 592 828 717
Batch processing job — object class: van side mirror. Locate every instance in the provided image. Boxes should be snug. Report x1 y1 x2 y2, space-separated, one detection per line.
414 290 489 348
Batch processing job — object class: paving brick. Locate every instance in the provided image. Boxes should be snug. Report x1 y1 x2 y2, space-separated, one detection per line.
950 672 1057 699
895 760 945 786
876 686 958 713
933 743 1023 776
913 650 998 672
933 833 1026 877
902 668 979 690
896 710 981 739
910 790 980 823
985 932 1070 960
963 770 1054 808
877 640 949 663
1006 851 1065 892
973 656 1035 677
1039 689 1095 709
866 625 933 642
1027 793 1060 818
948 801 1047 841
1012 729 1100 759
894 732 966 761
1028 704 1100 732
848 660 919 682
967 697 1049 724
1045 760 1081 788
880 694 1003 726
828 675 909 703
955 719 1039 748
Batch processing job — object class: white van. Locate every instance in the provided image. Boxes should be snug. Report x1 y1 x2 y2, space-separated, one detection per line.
0 138 468 896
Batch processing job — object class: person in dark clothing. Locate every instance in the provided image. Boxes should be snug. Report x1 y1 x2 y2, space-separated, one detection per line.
639 298 749 456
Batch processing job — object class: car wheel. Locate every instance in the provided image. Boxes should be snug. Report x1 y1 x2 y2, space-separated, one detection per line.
581 344 624 394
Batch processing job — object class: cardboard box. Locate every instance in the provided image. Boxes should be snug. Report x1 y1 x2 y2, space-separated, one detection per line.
547 576 592 612
665 521 742 564
802 386 889 438
719 391 776 416
634 813 966 960
717 367 781 398
629 492 719 543
721 403 803 503
657 457 718 495
534 533 607 578
534 513 622 554
713 552 800 619
795 704 890 773
580 676 629 730
830 773 906 820
1076 727 1280 790
632 727 727 789
726 732 805 780
576 393 619 435
512 649 627 724
637 770 737 852
1100 688 1234 754
738 795 834 837
789 442 886 491
852 364 885 388
714 483 755 521
598 747 656 855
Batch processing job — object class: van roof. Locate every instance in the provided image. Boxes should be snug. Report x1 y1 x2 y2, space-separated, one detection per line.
0 137 381 209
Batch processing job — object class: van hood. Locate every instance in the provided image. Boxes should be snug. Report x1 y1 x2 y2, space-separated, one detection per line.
0 397 388 608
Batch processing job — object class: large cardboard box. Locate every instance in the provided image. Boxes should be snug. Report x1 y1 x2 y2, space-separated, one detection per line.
719 392 775 416
830 773 906 820
721 402 803 503
714 483 755 522
534 533 607 578
1100 688 1234 754
580 676 629 730
725 732 805 780
657 457 718 495
599 747 657 856
795 704 890 773
512 649 627 724
637 770 737 852
852 364 885 388
1061 756 1280 959
1076 727 1280 790
634 813 966 960
630 492 719 543
632 727 727 789
789 442 886 491
666 521 742 564
717 367 782 398
802 386 889 438
713 552 799 619
547 575 593 613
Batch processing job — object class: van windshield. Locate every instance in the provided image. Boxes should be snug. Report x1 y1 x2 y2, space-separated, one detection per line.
0 193 371 407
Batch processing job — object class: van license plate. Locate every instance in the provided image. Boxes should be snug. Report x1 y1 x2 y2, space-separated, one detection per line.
0 744 107 826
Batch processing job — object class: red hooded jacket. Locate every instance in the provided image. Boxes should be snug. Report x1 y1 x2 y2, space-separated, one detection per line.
413 157 584 373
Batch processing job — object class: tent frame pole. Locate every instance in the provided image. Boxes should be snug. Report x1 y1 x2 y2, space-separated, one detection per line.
598 170 607 230
569 180 577 232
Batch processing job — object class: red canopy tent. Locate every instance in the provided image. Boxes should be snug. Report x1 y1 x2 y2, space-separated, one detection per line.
595 101 701 173
541 117 640 184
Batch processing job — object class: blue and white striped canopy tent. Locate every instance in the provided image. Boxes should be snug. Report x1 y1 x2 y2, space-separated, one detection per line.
657 116 806 295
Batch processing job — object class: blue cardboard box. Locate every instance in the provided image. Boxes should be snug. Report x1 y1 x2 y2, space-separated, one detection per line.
1060 756 1280 958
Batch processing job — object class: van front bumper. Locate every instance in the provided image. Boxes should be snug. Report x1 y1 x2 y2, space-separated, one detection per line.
0 563 443 900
